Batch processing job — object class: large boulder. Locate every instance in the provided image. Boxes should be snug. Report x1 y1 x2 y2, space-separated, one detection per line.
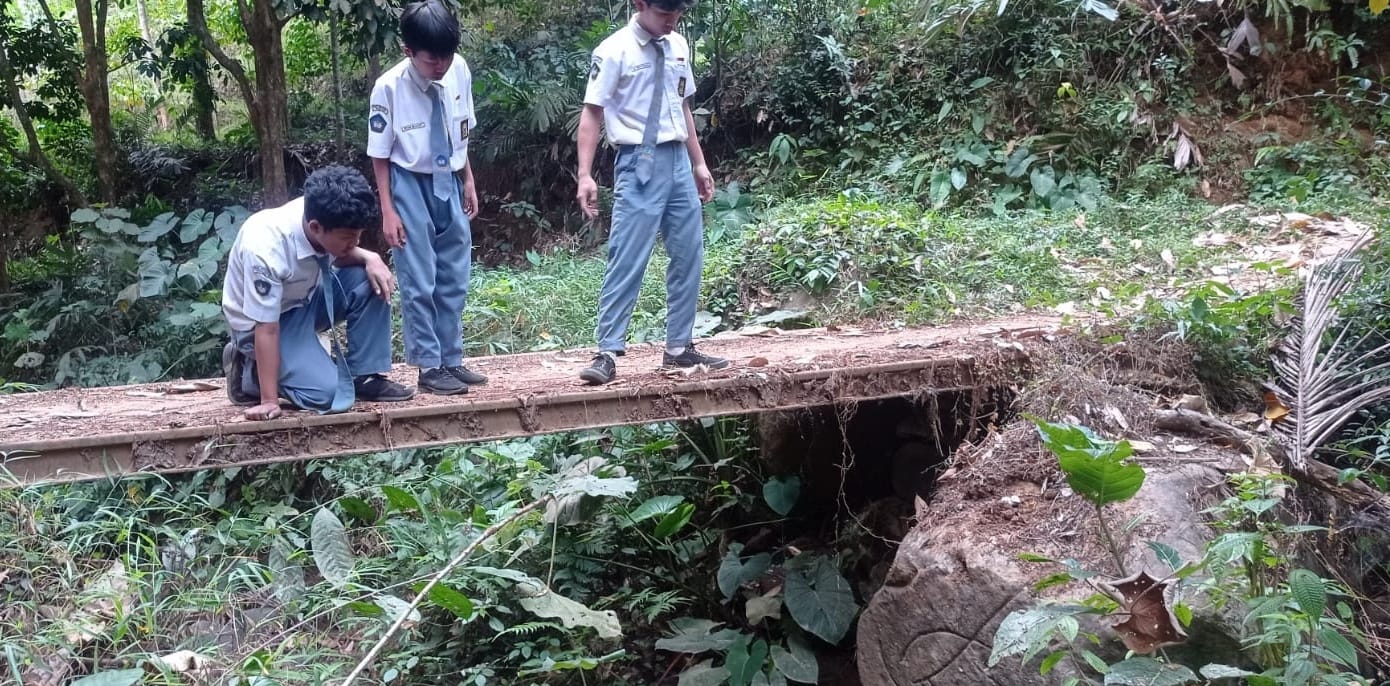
857 430 1245 685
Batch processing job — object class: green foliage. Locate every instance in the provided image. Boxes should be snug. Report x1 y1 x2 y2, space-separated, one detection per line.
1033 420 1143 506
0 205 243 386
995 445 1370 685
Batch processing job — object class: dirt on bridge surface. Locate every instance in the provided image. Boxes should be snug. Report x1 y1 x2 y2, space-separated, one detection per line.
0 315 1062 448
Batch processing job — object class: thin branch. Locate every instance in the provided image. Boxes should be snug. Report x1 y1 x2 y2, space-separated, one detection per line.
0 44 87 206
338 496 552 686
187 0 257 118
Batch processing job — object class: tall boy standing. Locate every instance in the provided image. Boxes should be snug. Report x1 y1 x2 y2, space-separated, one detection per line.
575 0 729 385
368 0 486 395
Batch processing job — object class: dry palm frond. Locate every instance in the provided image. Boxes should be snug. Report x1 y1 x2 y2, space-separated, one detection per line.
1270 232 1390 471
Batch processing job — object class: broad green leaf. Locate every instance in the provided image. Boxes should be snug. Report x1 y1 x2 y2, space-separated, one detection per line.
382 485 420 512
1034 420 1143 506
69 669 144 686
467 565 534 583
628 495 684 523
771 633 818 683
137 247 170 298
654 502 695 539
1017 552 1055 563
1174 602 1193 627
180 208 215 243
1198 664 1256 679
1040 650 1066 675
677 659 731 686
268 538 305 602
311 507 354 589
950 167 967 190
725 635 767 686
1030 167 1057 197
763 476 800 516
930 169 952 208
1033 572 1075 592
1081 649 1110 674
990 605 1088 666
1102 657 1197 686
339 496 377 524
1315 626 1359 668
1147 541 1181 571
428 583 475 619
783 555 858 644
1081 0 1119 20
656 618 742 654
138 212 180 243
373 594 422 625
553 474 638 498
1289 569 1326 620
718 549 772 600
516 578 622 639
70 208 101 224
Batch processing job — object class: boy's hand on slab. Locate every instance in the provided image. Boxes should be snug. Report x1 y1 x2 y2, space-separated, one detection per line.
245 402 282 421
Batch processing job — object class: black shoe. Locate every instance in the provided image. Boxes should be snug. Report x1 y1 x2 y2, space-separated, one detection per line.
579 353 617 385
223 342 256 406
663 344 730 370
447 365 488 385
354 374 415 402
419 367 468 395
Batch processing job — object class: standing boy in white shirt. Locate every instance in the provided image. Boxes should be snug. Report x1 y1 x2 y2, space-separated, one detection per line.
575 0 729 385
367 0 486 395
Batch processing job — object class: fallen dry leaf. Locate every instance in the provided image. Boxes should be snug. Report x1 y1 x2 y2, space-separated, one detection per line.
167 381 220 394
155 650 214 673
1160 248 1177 271
1170 444 1199 454
1262 391 1290 422
1129 440 1157 453
1101 571 1188 654
748 357 769 367
126 390 167 399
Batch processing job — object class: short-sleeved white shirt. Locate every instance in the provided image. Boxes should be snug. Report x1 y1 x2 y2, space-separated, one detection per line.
367 56 475 173
222 198 328 332
583 18 693 146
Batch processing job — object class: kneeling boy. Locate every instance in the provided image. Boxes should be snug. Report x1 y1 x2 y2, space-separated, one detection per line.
222 165 414 421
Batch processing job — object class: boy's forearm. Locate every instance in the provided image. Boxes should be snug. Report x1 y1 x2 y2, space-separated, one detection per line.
576 105 603 179
252 323 281 405
682 103 707 168
371 157 395 214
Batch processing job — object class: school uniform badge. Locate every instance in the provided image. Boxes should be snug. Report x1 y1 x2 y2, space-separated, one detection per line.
589 59 601 80
254 279 272 296
369 113 387 134
460 119 470 140
678 77 687 97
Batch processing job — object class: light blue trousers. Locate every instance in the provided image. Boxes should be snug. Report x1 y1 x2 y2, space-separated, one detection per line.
595 141 704 353
390 164 471 368
232 265 392 411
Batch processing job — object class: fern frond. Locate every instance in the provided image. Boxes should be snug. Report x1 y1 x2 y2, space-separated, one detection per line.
492 620 564 639
1270 232 1390 471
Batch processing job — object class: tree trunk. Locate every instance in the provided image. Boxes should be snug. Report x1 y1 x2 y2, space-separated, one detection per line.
331 14 344 162
136 0 170 130
0 43 88 207
73 0 119 204
245 0 289 205
185 0 217 141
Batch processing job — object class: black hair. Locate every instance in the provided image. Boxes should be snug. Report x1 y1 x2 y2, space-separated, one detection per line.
302 165 378 232
400 1 460 57
646 0 695 10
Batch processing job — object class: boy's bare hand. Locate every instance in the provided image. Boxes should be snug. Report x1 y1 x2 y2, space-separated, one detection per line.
245 402 282 421
577 175 599 219
693 164 714 203
364 253 396 300
382 209 406 248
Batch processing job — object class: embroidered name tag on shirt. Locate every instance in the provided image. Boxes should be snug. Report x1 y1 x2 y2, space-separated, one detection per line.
401 122 426 132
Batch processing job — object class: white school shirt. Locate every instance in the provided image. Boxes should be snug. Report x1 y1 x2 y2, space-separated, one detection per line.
367 56 475 173
222 198 328 332
584 18 693 146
